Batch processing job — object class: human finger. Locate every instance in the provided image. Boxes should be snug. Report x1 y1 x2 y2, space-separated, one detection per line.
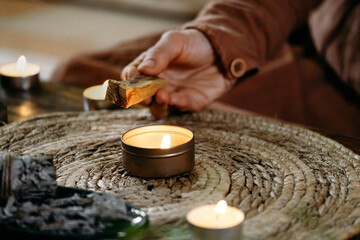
137 31 183 76
149 101 170 119
121 53 145 80
121 65 141 80
169 88 209 112
140 97 152 106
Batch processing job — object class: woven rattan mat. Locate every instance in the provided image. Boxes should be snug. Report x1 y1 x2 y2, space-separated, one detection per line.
1 109 360 239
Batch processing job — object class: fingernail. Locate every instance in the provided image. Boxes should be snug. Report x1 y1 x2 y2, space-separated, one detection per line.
139 59 155 69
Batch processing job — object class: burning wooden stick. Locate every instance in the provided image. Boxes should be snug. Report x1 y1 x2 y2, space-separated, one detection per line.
105 75 167 108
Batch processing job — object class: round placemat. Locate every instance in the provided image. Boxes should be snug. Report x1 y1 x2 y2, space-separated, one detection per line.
1 109 359 240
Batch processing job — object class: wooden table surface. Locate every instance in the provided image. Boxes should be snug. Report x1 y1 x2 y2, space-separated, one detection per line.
1 81 360 156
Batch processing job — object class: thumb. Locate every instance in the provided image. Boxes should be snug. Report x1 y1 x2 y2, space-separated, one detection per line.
138 31 183 75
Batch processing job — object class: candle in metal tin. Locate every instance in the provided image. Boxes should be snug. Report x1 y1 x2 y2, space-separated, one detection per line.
186 200 245 240
0 55 40 91
83 80 115 111
121 125 194 179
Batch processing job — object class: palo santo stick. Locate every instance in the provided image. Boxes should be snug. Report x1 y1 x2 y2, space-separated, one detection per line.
105 75 166 108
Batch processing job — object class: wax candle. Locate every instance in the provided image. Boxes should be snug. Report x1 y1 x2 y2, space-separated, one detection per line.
0 55 40 91
121 125 194 178
83 80 115 111
186 200 245 240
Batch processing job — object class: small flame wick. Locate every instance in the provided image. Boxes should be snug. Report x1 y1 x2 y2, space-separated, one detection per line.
16 55 26 70
215 200 227 220
160 134 171 149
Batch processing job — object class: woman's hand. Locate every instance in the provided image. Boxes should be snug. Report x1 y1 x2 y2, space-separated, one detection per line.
121 29 233 119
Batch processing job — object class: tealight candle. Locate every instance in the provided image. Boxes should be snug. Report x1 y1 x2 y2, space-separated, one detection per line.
0 55 40 91
83 80 115 111
121 125 194 179
186 200 245 240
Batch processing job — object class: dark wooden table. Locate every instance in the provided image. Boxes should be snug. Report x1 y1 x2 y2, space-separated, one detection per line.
1 81 360 155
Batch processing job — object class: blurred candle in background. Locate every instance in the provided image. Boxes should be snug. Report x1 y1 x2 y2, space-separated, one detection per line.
0 55 40 91
83 80 115 111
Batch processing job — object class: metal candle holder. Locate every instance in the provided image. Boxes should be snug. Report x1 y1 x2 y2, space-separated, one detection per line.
83 96 116 111
121 125 194 179
186 203 245 240
0 73 40 91
187 222 243 240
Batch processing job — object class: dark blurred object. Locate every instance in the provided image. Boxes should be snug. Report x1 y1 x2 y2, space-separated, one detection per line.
0 100 7 125
0 81 83 123
0 152 148 239
219 43 360 138
50 32 162 89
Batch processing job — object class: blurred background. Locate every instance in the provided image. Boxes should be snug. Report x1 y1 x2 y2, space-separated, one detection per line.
0 0 209 80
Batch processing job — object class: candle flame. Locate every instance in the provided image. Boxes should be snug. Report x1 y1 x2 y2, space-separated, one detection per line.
102 80 109 92
16 55 26 70
215 200 227 215
160 134 171 149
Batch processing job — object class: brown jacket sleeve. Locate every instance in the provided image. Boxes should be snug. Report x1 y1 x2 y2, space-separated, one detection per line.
309 0 360 94
183 0 321 81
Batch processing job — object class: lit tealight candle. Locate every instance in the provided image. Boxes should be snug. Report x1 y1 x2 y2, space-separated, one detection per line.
186 200 245 240
83 80 115 111
121 125 194 178
0 55 40 91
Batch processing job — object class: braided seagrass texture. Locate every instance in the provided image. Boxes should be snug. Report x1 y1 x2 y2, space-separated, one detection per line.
1 109 360 239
